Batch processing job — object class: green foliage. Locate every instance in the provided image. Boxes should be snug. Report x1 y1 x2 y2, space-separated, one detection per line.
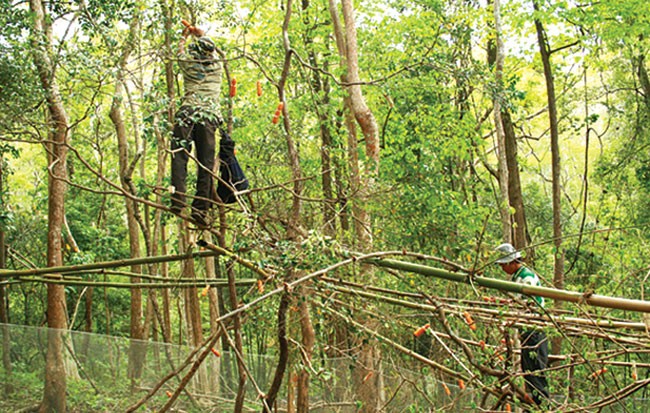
2 0 650 408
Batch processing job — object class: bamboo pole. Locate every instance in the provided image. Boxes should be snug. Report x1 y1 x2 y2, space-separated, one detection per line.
15 277 256 289
320 275 642 327
367 258 650 313
0 248 265 280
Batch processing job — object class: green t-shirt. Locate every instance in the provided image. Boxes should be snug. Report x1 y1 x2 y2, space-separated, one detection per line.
512 266 545 308
178 46 223 118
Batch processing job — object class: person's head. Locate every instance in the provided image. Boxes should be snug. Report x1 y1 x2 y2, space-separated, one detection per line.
494 243 522 275
189 36 216 60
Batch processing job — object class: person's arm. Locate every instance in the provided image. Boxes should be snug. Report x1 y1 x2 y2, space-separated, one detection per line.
178 25 204 55
178 28 189 55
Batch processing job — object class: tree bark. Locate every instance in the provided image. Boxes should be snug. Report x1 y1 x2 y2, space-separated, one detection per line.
502 110 529 251
490 0 512 245
264 292 289 412
329 0 377 247
265 2 314 411
533 0 564 357
0 157 12 395
225 256 247 412
487 0 529 250
310 51 336 237
296 290 315 413
180 231 203 347
340 0 379 172
108 16 146 385
29 0 70 410
328 1 382 411
159 0 176 344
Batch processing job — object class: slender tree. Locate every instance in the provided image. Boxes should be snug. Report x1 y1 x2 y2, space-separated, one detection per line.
489 0 529 250
491 0 512 245
265 2 315 412
0 156 11 394
159 0 177 344
328 1 383 410
29 0 70 410
533 0 564 356
328 0 376 247
109 15 146 384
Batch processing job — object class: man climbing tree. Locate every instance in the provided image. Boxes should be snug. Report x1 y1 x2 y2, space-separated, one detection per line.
495 243 550 408
170 22 223 226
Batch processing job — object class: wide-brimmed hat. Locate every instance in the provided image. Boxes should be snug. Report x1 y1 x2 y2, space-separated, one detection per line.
494 243 521 264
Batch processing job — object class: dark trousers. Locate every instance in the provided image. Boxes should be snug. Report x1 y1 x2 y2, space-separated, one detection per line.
520 330 550 406
171 107 219 212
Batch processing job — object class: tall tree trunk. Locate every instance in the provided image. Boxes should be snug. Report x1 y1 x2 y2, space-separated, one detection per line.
29 0 69 410
0 157 12 395
490 0 512 245
309 49 336 237
502 110 529 250
223 253 247 412
296 294 314 413
331 0 377 247
109 16 145 385
340 0 379 172
265 2 315 411
148 103 172 342
159 0 176 344
328 1 383 411
488 0 529 250
533 0 564 356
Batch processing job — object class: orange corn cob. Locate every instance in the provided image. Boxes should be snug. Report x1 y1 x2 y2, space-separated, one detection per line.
272 102 284 124
413 323 430 337
463 311 477 331
229 78 237 97
591 367 607 379
442 382 451 396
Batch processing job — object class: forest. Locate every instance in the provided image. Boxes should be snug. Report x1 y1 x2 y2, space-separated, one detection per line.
1 0 650 411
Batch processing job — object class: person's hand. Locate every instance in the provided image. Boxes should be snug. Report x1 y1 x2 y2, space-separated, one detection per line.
181 20 204 37
190 26 205 37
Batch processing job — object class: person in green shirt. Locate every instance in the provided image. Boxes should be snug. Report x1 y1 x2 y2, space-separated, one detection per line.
170 23 223 226
495 243 550 409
